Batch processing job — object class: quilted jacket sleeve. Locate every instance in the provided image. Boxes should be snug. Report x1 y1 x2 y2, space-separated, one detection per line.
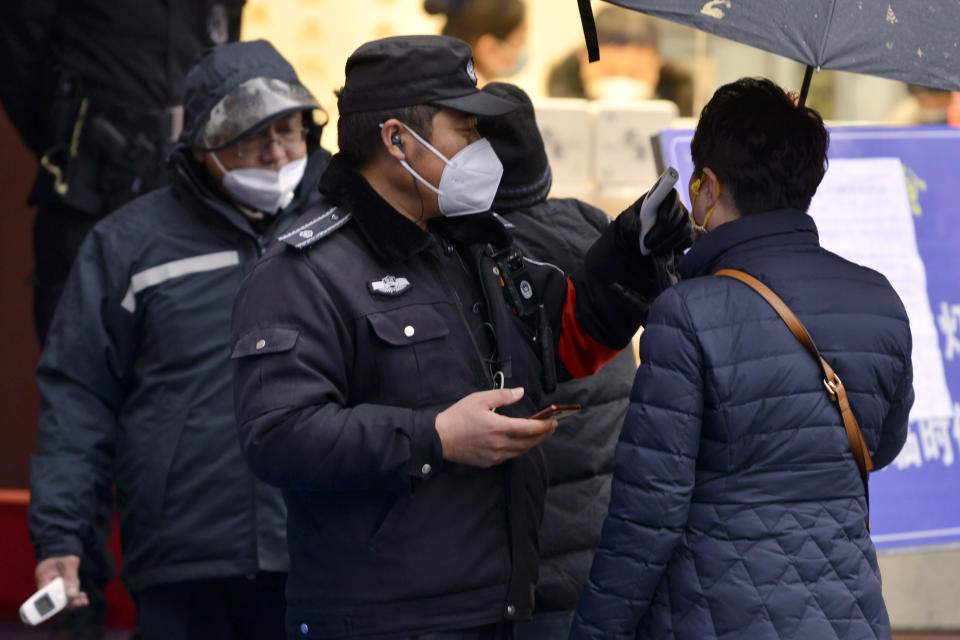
872 347 914 470
570 285 703 638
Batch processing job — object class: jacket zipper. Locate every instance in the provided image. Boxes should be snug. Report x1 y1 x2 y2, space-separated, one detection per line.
245 234 270 576
426 247 496 389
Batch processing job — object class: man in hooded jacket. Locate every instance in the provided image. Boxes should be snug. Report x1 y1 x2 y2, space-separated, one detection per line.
27 39 330 640
2 5 247 637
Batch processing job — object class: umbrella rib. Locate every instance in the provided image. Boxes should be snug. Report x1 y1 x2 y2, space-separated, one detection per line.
815 0 841 67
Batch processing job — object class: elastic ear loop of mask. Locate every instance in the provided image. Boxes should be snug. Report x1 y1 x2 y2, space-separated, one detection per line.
691 175 721 232
380 123 433 223
380 122 447 196
210 151 228 175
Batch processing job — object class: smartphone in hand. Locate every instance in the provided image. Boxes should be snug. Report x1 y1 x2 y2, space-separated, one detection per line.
529 404 581 421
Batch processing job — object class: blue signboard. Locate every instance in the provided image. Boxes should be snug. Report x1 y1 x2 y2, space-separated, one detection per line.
657 126 960 551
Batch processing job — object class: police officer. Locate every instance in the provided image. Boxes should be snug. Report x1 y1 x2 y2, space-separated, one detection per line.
230 35 689 639
28 40 330 640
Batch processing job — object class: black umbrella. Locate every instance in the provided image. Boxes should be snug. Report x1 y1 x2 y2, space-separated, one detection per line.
576 0 960 104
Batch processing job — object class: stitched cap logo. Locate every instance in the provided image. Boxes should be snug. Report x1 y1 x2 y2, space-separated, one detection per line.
466 59 477 85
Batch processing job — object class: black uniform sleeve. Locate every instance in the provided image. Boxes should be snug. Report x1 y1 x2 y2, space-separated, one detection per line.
0 0 62 153
28 223 136 561
231 250 444 494
514 216 654 384
515 241 643 381
576 221 655 343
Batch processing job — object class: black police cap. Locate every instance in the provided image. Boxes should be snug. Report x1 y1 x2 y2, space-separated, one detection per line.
337 35 518 116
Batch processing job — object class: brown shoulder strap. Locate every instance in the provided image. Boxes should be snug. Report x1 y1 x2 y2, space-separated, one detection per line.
714 269 874 488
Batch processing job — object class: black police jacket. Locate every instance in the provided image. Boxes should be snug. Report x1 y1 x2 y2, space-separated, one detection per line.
27 146 330 593
230 155 649 638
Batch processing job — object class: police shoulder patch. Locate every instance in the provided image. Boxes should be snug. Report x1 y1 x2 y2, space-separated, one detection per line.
279 205 351 250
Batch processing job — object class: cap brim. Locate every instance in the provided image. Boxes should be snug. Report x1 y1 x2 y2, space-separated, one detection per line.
433 90 519 116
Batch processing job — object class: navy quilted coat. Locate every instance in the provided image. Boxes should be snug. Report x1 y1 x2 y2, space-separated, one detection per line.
571 210 913 640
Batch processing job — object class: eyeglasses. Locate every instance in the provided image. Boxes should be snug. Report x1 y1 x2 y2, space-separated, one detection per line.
233 127 308 158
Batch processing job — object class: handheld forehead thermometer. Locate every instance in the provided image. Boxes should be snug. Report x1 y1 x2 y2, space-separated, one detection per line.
19 577 68 625
638 167 679 256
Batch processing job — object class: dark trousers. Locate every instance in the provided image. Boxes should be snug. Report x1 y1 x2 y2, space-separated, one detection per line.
136 573 286 640
49 580 109 640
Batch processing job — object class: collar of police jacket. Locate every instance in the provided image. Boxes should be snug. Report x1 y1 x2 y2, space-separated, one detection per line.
319 154 512 264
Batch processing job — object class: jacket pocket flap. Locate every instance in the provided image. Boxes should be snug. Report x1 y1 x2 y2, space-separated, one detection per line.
367 305 449 346
231 327 300 358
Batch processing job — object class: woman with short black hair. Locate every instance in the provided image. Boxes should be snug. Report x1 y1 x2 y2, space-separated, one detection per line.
570 77 913 640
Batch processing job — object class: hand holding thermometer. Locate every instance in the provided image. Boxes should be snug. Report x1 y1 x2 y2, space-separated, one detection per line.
638 167 679 256
19 576 68 625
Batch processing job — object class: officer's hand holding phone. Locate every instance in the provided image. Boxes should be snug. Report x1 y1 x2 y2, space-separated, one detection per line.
435 387 558 468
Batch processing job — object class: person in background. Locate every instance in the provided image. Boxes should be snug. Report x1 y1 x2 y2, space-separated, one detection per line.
0 0 245 344
424 0 528 84
28 40 331 640
547 5 693 116
0 3 245 638
887 83 954 125
229 35 691 639
477 82 641 639
570 77 913 640
949 92 960 126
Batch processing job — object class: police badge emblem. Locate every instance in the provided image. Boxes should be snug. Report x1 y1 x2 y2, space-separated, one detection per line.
368 275 412 296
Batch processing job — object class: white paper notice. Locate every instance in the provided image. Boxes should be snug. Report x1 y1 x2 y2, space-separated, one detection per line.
807 157 952 422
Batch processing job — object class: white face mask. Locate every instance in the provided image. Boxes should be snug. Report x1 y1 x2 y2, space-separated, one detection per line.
396 123 503 217
211 153 307 214
585 77 655 102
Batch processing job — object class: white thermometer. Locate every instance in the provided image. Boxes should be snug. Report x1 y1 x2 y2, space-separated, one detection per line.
19 576 68 625
638 167 679 256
